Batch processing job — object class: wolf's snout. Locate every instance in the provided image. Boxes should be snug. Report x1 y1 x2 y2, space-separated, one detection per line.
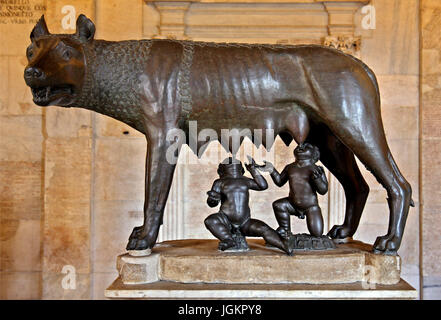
24 66 44 80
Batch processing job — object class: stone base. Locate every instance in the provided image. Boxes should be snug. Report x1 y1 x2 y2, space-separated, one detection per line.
105 278 417 300
115 239 402 285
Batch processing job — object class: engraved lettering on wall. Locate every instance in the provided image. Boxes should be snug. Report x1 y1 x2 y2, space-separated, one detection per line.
0 0 45 24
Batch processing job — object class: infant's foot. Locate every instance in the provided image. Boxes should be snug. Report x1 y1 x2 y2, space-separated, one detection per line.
283 239 295 256
218 239 236 251
276 227 293 240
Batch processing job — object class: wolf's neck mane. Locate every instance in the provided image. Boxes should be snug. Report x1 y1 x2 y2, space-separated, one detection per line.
72 39 153 133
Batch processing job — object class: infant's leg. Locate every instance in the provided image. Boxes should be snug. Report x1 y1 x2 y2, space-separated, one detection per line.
306 206 324 237
272 197 296 236
242 219 292 255
204 213 235 249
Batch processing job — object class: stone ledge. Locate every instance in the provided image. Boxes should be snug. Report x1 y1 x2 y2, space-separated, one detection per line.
105 278 417 300
116 239 401 285
145 0 369 3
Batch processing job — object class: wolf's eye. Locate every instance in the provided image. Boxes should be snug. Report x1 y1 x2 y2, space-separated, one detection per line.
27 47 33 59
62 49 72 60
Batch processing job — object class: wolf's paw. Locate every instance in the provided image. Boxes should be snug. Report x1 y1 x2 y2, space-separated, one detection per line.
373 234 400 255
126 226 154 251
327 224 353 240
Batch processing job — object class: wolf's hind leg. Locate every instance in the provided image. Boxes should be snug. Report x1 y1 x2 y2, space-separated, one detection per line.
308 126 370 240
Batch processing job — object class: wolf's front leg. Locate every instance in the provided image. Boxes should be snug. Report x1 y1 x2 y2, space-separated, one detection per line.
126 132 179 251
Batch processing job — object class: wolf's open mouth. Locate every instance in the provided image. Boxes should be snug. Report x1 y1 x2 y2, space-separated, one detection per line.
31 85 74 104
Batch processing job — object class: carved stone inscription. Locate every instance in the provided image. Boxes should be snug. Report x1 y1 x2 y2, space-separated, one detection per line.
0 0 45 24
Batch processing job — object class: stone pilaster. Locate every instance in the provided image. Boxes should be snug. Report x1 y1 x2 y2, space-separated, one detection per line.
421 0 441 300
41 0 95 300
327 175 346 232
323 1 365 36
153 1 191 39
0 0 46 299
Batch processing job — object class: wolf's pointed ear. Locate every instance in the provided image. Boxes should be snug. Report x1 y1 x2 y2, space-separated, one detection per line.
75 14 95 42
30 15 50 42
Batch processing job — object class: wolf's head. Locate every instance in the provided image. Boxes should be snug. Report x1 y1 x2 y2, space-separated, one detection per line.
24 14 95 107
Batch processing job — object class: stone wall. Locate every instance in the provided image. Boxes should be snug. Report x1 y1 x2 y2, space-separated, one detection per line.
357 0 420 295
0 0 46 299
0 0 436 299
421 0 441 300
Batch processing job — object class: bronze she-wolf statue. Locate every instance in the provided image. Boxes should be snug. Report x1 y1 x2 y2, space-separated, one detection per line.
24 14 414 255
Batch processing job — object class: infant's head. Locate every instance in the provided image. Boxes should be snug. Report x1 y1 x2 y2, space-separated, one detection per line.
218 157 245 177
293 143 320 163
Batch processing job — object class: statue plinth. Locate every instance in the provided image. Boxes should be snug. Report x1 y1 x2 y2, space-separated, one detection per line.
105 239 417 299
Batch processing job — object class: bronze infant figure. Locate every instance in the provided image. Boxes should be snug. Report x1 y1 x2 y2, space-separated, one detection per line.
205 157 292 255
257 143 328 239
24 14 414 255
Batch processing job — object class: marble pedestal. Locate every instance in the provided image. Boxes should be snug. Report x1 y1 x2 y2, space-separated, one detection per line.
105 239 417 299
